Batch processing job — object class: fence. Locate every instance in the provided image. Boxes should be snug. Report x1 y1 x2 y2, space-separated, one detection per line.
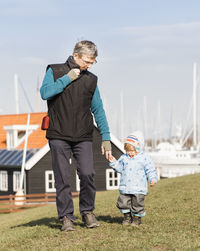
0 192 78 213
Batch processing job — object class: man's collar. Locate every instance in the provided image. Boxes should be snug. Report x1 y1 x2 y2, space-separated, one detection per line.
66 56 80 69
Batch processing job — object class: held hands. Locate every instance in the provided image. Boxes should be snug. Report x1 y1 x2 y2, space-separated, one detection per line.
67 68 80 81
108 155 116 163
101 141 112 160
150 180 156 187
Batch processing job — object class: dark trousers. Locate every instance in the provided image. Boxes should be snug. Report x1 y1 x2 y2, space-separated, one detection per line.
49 139 96 220
117 194 146 217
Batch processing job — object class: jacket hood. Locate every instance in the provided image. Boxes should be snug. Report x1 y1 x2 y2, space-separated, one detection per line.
130 130 144 151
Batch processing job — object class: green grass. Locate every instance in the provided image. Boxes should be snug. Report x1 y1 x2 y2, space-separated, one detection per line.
0 174 200 251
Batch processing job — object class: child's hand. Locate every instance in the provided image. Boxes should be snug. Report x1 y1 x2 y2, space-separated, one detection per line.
150 180 156 187
108 155 116 162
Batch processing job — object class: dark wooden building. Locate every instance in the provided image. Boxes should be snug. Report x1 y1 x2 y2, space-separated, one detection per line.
0 127 124 195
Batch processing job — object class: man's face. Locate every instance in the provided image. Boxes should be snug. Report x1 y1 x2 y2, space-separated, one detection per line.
73 53 96 71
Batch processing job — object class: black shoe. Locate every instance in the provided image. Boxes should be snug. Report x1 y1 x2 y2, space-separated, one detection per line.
122 212 132 225
61 216 75 231
82 211 100 228
131 216 142 227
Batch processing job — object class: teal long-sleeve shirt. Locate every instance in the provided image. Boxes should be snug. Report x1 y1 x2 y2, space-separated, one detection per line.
40 68 110 141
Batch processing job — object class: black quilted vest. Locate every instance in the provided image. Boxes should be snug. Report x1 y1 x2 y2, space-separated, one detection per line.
46 56 97 142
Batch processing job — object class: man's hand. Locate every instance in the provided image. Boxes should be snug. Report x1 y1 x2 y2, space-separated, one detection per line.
101 141 112 160
67 68 80 81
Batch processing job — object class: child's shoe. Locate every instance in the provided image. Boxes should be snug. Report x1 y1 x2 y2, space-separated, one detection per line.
131 216 141 227
122 212 132 225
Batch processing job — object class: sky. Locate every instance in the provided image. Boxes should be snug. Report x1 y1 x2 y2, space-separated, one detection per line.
1 0 200 140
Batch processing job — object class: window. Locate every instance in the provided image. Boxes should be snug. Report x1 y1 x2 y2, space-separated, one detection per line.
0 171 8 191
45 171 56 192
13 171 21 192
106 169 120 190
76 172 80 192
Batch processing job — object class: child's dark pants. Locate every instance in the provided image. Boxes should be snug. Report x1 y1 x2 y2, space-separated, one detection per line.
117 193 146 217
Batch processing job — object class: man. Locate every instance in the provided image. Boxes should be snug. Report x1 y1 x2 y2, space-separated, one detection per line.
40 40 112 231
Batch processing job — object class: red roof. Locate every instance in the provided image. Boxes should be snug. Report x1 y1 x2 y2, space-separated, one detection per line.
0 112 48 149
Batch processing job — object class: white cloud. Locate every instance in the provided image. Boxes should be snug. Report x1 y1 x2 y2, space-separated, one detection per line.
122 22 200 35
20 56 47 65
120 22 200 44
101 56 121 62
0 0 58 17
111 22 200 62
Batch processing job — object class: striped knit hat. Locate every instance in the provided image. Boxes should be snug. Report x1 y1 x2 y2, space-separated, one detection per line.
124 131 144 153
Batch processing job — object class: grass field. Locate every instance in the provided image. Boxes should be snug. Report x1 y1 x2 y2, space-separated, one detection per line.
0 173 200 251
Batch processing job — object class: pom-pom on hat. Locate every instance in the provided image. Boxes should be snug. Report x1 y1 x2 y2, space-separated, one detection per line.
124 131 144 153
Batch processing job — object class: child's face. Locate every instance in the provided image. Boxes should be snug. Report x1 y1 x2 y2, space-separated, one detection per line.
124 144 138 157
126 150 137 157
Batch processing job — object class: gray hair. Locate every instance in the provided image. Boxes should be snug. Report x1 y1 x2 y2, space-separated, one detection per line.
73 40 98 58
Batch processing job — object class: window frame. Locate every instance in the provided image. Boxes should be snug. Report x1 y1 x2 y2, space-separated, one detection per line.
45 170 56 192
106 169 120 190
0 171 8 191
13 171 21 192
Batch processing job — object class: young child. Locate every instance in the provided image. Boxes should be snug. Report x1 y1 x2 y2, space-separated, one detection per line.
109 131 157 226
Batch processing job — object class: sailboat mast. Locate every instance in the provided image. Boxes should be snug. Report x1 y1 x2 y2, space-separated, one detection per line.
120 91 124 142
143 96 147 140
35 76 40 112
14 74 19 114
193 62 197 148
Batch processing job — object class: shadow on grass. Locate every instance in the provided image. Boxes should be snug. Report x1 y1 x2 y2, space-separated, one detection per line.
11 217 87 230
97 215 122 224
11 215 122 230
11 217 62 230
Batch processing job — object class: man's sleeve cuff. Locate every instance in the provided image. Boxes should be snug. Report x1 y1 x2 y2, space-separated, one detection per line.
102 133 111 141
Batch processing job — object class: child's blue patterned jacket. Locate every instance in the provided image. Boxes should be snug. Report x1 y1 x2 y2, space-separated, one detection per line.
109 151 157 195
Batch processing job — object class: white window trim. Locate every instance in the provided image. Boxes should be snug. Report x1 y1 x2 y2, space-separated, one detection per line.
76 171 80 192
106 169 120 190
45 171 56 192
0 171 8 191
4 125 39 150
13 171 21 192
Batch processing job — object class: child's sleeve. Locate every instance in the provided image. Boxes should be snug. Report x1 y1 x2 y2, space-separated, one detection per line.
144 154 158 183
109 155 124 174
